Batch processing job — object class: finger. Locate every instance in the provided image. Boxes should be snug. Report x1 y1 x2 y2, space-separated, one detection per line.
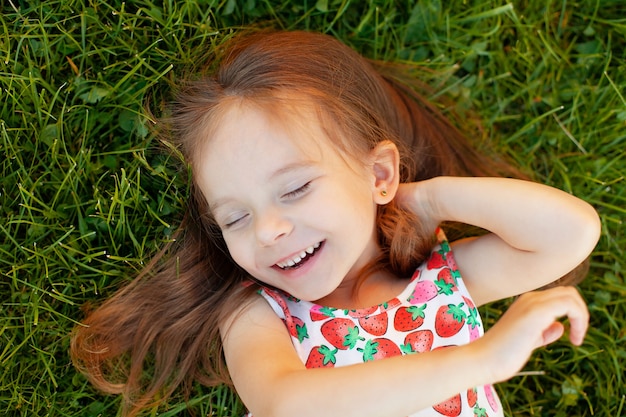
540 322 565 347
551 288 589 346
568 312 589 346
523 287 589 347
560 287 589 346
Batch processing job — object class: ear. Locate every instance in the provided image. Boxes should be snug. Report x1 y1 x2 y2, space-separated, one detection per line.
369 140 400 205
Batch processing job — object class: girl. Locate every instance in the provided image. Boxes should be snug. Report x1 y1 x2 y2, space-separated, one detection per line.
71 30 601 417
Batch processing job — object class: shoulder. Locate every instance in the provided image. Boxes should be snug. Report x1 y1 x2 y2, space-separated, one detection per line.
220 290 283 339
219 289 307 410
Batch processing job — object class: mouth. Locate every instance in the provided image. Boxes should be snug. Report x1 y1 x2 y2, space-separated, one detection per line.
276 241 323 270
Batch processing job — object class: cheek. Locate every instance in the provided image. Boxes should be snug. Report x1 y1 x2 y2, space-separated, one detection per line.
317 187 377 232
223 235 251 268
339 181 377 216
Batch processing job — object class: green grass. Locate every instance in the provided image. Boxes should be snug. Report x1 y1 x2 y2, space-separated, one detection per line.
1 0 624 416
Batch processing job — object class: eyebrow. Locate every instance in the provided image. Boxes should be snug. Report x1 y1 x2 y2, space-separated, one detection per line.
208 160 317 212
268 160 317 180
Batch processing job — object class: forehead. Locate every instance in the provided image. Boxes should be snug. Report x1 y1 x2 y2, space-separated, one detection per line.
194 100 324 199
205 98 327 164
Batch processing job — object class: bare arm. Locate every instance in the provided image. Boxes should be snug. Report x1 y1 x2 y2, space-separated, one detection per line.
222 296 492 417
396 177 601 306
222 287 588 417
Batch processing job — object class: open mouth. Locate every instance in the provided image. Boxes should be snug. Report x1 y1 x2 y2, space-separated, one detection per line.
276 241 323 270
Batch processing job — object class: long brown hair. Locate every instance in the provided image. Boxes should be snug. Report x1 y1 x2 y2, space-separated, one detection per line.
71 30 528 416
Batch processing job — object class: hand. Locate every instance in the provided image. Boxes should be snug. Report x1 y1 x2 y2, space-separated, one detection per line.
394 181 441 234
476 286 589 383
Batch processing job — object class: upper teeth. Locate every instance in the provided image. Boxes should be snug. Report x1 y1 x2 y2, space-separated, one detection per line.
277 242 321 269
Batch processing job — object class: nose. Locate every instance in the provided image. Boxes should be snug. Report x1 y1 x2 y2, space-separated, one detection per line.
254 206 293 247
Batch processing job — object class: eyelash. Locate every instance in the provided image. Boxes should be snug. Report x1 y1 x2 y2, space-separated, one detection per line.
283 181 312 199
224 214 247 229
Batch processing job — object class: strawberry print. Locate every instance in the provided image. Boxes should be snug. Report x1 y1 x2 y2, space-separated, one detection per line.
310 305 337 321
436 268 459 294
256 230 503 417
427 250 447 270
446 247 459 271
435 303 467 338
401 329 433 354
305 345 337 368
409 280 438 304
467 323 481 342
484 385 499 412
347 306 378 317
433 393 462 417
321 318 364 349
358 338 402 361
386 297 402 310
264 293 309 342
461 296 482 341
359 312 388 336
467 387 478 407
473 406 488 417
286 316 309 343
435 278 455 296
410 269 421 282
394 305 426 331
439 239 452 255
463 296 476 310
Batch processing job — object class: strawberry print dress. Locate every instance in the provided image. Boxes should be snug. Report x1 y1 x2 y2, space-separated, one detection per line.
254 228 504 417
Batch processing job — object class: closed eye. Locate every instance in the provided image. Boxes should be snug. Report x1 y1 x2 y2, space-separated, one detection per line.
282 181 312 200
223 213 249 229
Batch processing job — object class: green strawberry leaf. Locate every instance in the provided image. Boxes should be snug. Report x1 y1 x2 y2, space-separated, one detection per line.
296 323 309 342
319 345 338 365
358 340 378 362
435 279 455 295
408 305 426 320
343 326 364 349
447 303 467 322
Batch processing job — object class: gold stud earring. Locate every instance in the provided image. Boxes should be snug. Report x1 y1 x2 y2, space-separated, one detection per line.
380 190 388 197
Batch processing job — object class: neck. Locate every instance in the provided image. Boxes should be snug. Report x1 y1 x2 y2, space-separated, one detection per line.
314 268 405 309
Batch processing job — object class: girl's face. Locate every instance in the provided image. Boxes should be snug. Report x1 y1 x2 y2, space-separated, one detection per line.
195 101 386 302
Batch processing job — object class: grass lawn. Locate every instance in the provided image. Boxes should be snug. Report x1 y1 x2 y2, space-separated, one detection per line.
1 0 625 416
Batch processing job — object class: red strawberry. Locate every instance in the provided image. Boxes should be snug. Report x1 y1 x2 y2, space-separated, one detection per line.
435 303 467 338
433 393 462 416
310 305 337 321
427 250 447 270
358 337 402 361
402 329 433 354
462 296 476 310
285 316 309 343
321 318 364 350
394 305 426 331
436 268 459 294
462 296 482 339
385 297 401 310
410 269 421 281
359 312 388 336
347 306 378 318
467 387 478 407
305 345 338 368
